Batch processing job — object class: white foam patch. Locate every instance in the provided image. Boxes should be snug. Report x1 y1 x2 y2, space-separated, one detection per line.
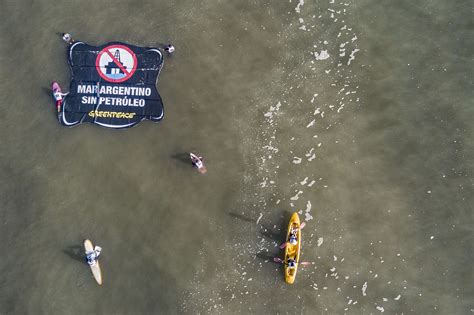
362 282 368 296
317 237 323 246
304 201 313 221
262 144 279 153
263 101 282 123
300 177 308 185
314 50 330 60
295 0 304 13
305 148 315 157
347 48 360 65
290 190 303 201
376 306 384 312
292 156 302 164
298 18 306 30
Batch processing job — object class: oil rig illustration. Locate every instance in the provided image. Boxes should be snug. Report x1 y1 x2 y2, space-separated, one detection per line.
105 49 127 75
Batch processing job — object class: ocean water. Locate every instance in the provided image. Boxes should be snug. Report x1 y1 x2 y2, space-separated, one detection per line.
0 0 472 314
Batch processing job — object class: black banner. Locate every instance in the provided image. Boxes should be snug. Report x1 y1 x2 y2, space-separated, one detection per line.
59 42 164 129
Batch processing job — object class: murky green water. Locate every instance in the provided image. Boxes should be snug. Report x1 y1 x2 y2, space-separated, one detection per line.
0 0 472 314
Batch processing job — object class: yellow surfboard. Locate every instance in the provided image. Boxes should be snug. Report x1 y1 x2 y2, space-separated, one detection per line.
284 212 301 284
84 239 102 285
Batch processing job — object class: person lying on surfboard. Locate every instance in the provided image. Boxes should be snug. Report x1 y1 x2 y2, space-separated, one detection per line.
279 222 305 249
190 154 204 169
189 152 207 174
53 89 69 112
86 246 102 266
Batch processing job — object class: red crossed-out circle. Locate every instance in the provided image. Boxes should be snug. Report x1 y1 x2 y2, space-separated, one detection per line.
95 45 137 83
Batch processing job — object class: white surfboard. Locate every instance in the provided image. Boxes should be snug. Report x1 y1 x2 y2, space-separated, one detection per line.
84 239 103 285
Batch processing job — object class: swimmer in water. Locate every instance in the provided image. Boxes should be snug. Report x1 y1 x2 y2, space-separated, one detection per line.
164 44 175 54
190 153 207 174
62 33 74 44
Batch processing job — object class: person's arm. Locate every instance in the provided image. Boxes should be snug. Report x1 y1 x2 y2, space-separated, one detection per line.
94 246 102 256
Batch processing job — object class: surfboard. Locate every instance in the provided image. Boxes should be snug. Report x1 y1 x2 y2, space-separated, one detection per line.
190 153 207 174
52 81 62 96
84 239 102 285
284 212 301 284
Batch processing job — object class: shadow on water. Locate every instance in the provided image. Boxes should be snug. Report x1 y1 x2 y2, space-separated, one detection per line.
259 225 282 241
42 87 51 98
171 153 191 165
259 209 292 242
63 245 85 264
157 43 170 49
228 211 255 223
255 251 276 262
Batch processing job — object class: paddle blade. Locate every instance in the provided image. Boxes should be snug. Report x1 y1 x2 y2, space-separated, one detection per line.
299 261 311 266
279 242 288 249
300 222 306 229
273 257 283 263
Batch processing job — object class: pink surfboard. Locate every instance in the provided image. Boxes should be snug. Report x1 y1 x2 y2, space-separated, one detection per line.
52 81 62 94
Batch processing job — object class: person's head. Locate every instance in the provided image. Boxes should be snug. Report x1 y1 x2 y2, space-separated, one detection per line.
289 236 297 245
